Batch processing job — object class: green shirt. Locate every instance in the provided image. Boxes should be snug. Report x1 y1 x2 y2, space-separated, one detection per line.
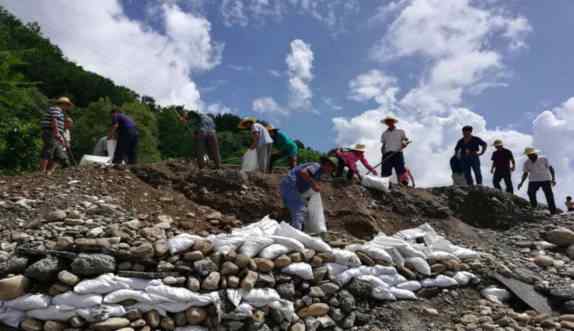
274 131 298 155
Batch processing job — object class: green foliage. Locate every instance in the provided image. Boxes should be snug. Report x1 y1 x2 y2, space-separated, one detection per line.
157 109 194 159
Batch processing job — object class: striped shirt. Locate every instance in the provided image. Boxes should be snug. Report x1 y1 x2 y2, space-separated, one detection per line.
41 107 65 136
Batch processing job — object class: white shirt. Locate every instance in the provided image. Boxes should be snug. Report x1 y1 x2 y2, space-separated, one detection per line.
252 123 274 146
523 156 552 182
381 128 408 153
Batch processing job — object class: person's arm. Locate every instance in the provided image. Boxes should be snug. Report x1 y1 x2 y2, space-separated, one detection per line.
51 116 64 145
360 155 377 176
549 166 556 186
300 168 320 192
454 140 462 154
517 172 528 190
401 131 409 149
250 129 259 150
478 139 487 156
509 152 516 171
490 153 496 174
108 123 118 139
408 171 416 187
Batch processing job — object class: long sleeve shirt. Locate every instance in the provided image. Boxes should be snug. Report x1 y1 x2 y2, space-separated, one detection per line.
336 150 376 173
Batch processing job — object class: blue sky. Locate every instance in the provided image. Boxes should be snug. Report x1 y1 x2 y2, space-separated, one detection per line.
3 0 574 201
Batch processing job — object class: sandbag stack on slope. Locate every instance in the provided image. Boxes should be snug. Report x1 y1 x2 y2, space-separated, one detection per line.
0 217 481 331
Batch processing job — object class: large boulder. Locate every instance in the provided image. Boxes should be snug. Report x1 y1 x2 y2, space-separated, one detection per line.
545 228 574 247
25 256 61 282
70 254 116 277
0 275 29 300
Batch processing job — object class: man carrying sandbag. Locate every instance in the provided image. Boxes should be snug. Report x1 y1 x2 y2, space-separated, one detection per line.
109 107 139 165
238 117 274 173
279 156 337 233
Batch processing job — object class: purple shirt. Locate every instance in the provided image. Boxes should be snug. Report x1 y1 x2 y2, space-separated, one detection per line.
112 113 136 133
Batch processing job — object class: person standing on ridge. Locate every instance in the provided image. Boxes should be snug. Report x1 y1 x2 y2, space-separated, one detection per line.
490 139 515 193
335 144 377 180
380 116 409 181
40 97 72 174
455 126 487 186
109 107 139 165
180 112 221 169
238 117 274 173
267 125 298 171
279 156 337 231
517 147 557 215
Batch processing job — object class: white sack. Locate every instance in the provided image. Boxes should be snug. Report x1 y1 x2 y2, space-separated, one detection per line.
155 302 194 313
239 237 274 258
74 274 128 294
270 236 305 252
325 263 349 278
372 287 396 301
168 234 201 255
259 244 290 260
357 275 389 290
0 308 25 328
405 257 431 276
145 285 215 306
481 287 511 304
386 248 405 267
423 275 458 288
361 175 390 192
274 222 331 253
396 281 422 292
242 288 281 307
336 266 374 286
428 251 460 263
347 244 393 264
211 235 246 253
53 292 102 308
282 263 314 280
453 247 480 260
398 245 426 259
234 216 279 236
241 149 258 172
389 287 417 300
77 304 126 322
104 289 153 304
27 305 76 321
5 294 50 311
106 139 117 160
453 271 479 286
332 249 362 267
304 191 327 235
80 155 111 166
379 273 407 287
226 289 242 308
373 265 399 276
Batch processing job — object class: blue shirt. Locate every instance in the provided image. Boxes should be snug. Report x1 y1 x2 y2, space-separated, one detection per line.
285 163 322 193
455 136 486 155
112 113 137 133
198 113 216 133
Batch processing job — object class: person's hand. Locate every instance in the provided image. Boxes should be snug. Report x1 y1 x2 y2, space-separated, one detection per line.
517 182 523 190
372 170 378 176
311 181 321 192
511 165 515 172
552 180 557 187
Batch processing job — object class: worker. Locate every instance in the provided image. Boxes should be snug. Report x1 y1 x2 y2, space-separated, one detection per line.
93 136 109 157
490 139 515 194
40 97 72 174
380 116 409 181
450 153 467 186
180 112 221 169
267 125 298 171
335 144 377 180
455 126 487 186
566 196 574 212
517 148 557 215
399 167 415 187
109 107 139 165
280 156 337 231
238 117 274 173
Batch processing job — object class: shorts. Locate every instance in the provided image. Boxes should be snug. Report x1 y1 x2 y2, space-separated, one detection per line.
41 130 69 165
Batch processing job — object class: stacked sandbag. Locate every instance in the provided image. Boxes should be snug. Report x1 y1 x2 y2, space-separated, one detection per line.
0 217 481 331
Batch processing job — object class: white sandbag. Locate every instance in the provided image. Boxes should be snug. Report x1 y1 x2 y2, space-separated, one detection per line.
27 305 76 321
282 263 314 280
175 327 209 331
242 288 281 307
453 271 479 286
239 237 274 258
80 155 111 166
234 216 279 236
357 275 389 290
74 274 129 294
453 247 480 260
379 273 407 287
305 191 327 235
211 235 246 253
325 263 349 278
423 275 458 288
347 244 393 264
373 265 399 276
107 139 117 159
0 308 25 328
155 302 194 313
389 287 417 300
396 281 422 292
4 294 50 311
53 292 102 308
386 247 405 267
371 287 396 301
259 244 290 260
270 236 305 252
226 290 242 308
274 222 332 253
241 149 258 172
168 233 201 255
77 304 126 322
103 289 153 304
145 285 215 306
428 251 460 263
226 303 254 321
332 249 362 267
405 257 431 276
481 287 511 304
336 266 375 286
397 245 426 259
361 175 390 192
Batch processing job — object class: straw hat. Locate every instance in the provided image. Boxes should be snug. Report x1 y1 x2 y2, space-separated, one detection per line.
381 116 398 124
238 117 256 129
320 156 338 167
54 96 74 106
523 147 539 156
493 139 503 147
351 144 367 152
266 124 279 132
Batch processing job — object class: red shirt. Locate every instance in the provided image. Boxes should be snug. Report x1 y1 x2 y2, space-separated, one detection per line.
336 150 376 173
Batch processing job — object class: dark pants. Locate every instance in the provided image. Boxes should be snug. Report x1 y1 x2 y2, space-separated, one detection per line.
527 181 557 214
335 156 355 180
493 171 513 194
463 155 482 185
113 129 139 165
41 130 69 166
381 152 405 178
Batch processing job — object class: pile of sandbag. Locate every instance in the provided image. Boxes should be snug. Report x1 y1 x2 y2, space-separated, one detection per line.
0 217 481 331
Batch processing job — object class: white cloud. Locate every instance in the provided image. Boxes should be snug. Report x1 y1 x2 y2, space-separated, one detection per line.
286 39 314 110
205 103 235 115
1 0 222 109
323 97 343 111
221 0 249 27
268 69 282 78
348 70 400 108
252 97 287 115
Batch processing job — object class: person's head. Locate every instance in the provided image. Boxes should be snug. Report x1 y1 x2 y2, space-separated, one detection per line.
567 196 572 202
462 126 473 138
55 96 74 112
524 147 538 161
64 117 74 130
381 116 398 129
111 107 120 116
319 156 337 174
266 125 279 137
493 139 503 150
238 117 256 130
351 144 367 156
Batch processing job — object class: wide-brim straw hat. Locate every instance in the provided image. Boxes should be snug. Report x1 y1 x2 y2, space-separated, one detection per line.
493 139 503 147
523 147 539 156
381 116 398 124
351 144 367 152
238 117 257 129
54 96 74 106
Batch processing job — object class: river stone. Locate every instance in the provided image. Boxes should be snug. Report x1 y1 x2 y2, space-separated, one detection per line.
202 272 221 290
347 278 373 299
47 209 67 222
93 318 130 331
548 287 574 302
298 303 330 318
545 227 574 247
58 270 80 286
70 254 115 277
186 307 207 324
274 255 292 269
43 321 65 331
0 256 28 276
25 256 61 281
241 270 258 291
160 317 175 331
145 310 161 328
221 261 240 275
187 276 200 291
227 276 240 288
534 255 555 268
254 258 274 272
130 242 154 259
21 319 43 331
194 259 217 276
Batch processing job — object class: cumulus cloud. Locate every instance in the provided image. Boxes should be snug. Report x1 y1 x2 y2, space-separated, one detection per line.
205 103 235 115
252 97 288 115
286 39 314 110
1 0 222 109
348 70 400 108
